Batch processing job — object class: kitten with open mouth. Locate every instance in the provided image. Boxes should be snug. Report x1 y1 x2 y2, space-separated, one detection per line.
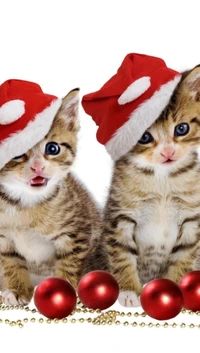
29 176 49 187
0 82 101 306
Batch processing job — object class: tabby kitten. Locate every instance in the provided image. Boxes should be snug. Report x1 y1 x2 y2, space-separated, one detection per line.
0 89 101 306
84 65 200 307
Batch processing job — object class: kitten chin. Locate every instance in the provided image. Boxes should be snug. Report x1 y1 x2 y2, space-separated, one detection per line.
0 177 63 207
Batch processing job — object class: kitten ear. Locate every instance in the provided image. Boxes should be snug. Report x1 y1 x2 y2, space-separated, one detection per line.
59 88 80 131
181 66 200 101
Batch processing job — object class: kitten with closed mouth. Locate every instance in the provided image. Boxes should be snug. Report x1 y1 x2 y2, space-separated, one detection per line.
108 66 200 306
82 57 200 307
0 82 101 306
130 118 195 175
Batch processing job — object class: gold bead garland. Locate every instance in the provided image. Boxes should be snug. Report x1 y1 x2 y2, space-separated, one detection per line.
0 299 200 329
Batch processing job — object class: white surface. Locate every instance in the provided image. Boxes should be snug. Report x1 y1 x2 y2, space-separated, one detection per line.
0 298 199 353
1 0 200 351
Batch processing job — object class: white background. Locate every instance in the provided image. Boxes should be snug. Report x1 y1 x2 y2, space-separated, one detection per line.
0 0 200 351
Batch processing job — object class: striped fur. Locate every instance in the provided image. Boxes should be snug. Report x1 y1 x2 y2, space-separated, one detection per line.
0 89 101 305
84 65 200 307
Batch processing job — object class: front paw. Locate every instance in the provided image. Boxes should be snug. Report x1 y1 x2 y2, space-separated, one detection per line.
118 290 140 307
1 287 34 306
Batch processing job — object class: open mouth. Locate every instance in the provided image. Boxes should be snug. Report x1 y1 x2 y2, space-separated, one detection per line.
29 176 49 187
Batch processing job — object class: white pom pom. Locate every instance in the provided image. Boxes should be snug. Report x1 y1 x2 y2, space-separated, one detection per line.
0 100 25 125
118 76 151 105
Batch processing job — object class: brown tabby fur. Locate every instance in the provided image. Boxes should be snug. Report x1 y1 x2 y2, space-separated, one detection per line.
0 89 101 305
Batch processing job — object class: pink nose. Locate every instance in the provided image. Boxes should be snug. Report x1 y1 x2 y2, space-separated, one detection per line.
30 162 45 174
160 150 175 159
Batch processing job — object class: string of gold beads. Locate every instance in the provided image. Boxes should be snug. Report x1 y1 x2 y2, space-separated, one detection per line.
0 303 200 329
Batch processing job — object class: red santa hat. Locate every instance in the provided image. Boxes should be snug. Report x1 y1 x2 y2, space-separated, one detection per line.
82 53 182 160
0 79 62 169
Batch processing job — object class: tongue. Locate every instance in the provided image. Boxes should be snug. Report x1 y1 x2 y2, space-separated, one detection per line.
31 176 45 184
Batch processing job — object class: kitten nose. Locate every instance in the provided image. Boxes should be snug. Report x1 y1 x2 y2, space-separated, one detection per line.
30 161 45 174
160 149 175 159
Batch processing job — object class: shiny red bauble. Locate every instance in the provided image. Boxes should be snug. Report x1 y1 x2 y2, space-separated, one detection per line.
34 277 77 319
77 270 119 310
140 278 184 320
179 271 200 311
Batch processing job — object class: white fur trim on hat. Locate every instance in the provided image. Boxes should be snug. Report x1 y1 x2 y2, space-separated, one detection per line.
0 98 62 169
106 75 181 160
118 77 151 105
0 100 25 125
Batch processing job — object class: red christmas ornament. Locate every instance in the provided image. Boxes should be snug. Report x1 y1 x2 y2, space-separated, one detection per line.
179 271 200 311
77 270 119 310
34 277 77 319
140 278 184 320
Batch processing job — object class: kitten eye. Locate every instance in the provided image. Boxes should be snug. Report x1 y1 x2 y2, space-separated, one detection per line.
45 142 60 155
138 132 154 144
174 123 189 136
13 154 26 159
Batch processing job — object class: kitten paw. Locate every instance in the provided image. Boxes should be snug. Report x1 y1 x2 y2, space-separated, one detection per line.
118 291 140 307
1 290 29 306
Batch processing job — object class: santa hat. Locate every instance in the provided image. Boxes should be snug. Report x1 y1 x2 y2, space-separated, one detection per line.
0 79 62 169
82 53 182 160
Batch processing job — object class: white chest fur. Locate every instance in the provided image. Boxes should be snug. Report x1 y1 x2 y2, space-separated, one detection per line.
11 230 55 264
0 206 55 264
133 193 200 283
135 197 178 252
